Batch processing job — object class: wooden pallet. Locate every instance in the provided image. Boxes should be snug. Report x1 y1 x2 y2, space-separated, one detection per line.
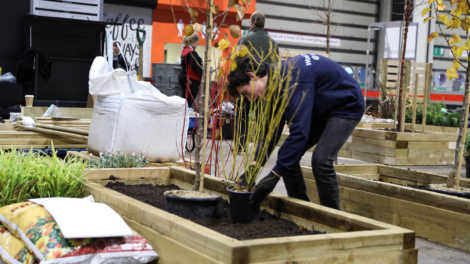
84 167 417 264
303 164 470 252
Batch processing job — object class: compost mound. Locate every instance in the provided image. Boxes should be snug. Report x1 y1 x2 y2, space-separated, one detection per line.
106 182 324 240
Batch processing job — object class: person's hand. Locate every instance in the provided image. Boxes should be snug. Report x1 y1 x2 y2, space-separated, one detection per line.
249 172 280 205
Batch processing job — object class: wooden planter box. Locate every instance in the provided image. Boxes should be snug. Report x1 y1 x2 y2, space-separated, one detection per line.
346 128 458 165
303 164 470 252
84 167 417 264
356 122 459 134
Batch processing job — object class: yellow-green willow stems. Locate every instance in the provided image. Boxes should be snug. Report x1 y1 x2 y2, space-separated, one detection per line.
226 44 304 191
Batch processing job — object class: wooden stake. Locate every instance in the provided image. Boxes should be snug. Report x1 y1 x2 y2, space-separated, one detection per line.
411 73 419 132
455 84 470 188
400 62 411 133
31 122 88 135
198 0 214 192
422 64 431 133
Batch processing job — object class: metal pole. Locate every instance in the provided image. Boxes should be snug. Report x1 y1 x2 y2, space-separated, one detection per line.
365 26 371 105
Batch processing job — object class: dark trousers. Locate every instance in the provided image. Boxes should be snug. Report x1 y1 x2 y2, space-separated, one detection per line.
179 75 200 109
281 116 360 210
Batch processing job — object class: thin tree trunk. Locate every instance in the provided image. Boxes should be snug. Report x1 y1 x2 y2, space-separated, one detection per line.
446 30 470 188
194 1 213 190
326 0 330 54
397 0 411 131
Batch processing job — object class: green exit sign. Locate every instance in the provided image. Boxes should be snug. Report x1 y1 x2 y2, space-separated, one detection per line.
433 47 445 56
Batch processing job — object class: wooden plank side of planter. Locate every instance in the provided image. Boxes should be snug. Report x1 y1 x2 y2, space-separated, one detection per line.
333 164 379 175
378 166 470 188
351 129 390 140
351 136 405 149
124 218 223 264
407 142 451 149
393 157 456 166
395 132 457 142
303 166 470 215
85 182 248 264
351 151 391 165
349 143 408 157
84 167 171 180
243 231 409 264
304 178 470 252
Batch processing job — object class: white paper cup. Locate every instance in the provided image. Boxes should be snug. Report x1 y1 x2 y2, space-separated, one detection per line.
25 95 34 107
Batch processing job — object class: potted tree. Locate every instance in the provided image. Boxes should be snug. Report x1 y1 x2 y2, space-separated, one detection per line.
163 0 252 219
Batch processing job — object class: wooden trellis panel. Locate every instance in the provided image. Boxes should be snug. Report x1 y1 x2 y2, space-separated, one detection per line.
380 59 432 104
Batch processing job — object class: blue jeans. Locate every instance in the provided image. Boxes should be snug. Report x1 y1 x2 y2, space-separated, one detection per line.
281 116 360 210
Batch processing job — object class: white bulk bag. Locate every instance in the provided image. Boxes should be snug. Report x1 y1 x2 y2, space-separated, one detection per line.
87 57 189 162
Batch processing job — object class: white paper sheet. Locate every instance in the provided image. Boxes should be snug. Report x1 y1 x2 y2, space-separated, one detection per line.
29 197 132 239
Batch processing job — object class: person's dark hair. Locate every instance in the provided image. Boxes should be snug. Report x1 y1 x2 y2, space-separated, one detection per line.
226 56 268 97
113 41 121 48
250 11 265 28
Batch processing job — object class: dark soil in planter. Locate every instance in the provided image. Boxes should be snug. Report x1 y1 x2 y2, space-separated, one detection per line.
410 185 470 199
106 181 324 240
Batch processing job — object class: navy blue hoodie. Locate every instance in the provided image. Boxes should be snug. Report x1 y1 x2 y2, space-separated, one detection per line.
268 54 364 177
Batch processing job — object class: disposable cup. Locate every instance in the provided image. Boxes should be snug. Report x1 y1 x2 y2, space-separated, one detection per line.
25 95 34 107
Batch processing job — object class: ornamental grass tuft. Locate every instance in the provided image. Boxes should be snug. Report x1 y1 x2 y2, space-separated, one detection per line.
0 149 87 207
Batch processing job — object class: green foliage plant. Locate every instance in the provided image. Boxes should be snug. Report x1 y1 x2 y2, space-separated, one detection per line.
464 133 470 158
88 150 149 168
0 148 87 207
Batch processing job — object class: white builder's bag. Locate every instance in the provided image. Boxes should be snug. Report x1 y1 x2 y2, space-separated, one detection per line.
87 57 189 162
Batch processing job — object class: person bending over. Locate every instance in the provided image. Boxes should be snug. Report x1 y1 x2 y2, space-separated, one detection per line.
227 54 364 210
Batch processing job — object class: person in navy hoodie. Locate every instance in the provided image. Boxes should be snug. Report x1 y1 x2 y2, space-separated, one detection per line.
227 54 364 210
179 33 203 108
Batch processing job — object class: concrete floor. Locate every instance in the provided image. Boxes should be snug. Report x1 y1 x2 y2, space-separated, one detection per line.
183 140 470 264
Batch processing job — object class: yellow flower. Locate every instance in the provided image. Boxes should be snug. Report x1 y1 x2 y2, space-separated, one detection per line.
24 254 36 264
41 223 54 231
45 248 66 260
35 236 50 252
69 238 91 247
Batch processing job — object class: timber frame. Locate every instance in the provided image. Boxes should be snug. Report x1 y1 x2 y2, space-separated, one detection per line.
84 167 417 264
280 128 458 165
303 164 470 252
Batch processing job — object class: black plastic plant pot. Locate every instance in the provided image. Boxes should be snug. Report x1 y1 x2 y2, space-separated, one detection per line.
425 187 470 199
165 193 221 219
227 186 260 224
466 156 470 179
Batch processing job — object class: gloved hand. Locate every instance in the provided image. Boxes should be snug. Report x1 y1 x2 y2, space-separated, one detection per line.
249 172 280 205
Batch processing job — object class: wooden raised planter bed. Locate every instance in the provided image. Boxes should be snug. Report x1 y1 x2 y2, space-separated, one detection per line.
356 122 459 134
84 167 417 263
303 164 470 252
279 127 459 164
347 128 457 165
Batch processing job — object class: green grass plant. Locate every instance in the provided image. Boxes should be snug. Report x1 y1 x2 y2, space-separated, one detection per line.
0 149 87 207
